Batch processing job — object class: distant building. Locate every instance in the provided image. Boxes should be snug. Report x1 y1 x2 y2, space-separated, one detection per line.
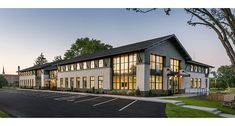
1 66 19 87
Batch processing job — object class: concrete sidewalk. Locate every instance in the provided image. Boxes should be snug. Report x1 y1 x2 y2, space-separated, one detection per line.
17 88 235 118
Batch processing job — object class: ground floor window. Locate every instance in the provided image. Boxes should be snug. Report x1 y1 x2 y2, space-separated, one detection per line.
76 77 80 89
83 77 87 88
65 78 68 88
191 78 202 88
98 76 103 89
150 75 163 90
60 78 63 88
70 77 74 89
90 76 95 89
113 75 136 90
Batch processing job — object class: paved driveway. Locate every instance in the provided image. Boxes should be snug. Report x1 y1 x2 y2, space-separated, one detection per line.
0 89 166 118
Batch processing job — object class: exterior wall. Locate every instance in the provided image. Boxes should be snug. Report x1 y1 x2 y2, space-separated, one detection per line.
144 40 186 92
57 67 112 90
19 75 36 87
136 64 150 91
184 71 209 94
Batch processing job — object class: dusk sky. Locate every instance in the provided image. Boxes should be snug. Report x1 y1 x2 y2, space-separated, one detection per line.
0 9 230 74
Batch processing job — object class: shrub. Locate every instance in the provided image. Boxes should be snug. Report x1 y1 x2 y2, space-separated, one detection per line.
135 87 141 96
126 90 134 96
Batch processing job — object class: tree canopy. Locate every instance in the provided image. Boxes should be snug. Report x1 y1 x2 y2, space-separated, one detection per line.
53 55 62 62
0 75 8 88
64 37 113 59
128 8 235 70
210 65 235 89
34 53 48 65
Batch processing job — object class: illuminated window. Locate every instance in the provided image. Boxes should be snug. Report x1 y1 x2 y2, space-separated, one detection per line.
99 59 104 68
77 63 80 70
150 75 163 90
91 61 95 69
98 76 103 89
190 78 194 88
170 58 180 72
90 76 95 89
150 54 163 70
198 78 201 88
83 77 87 88
83 62 87 69
71 64 74 71
194 78 198 88
76 77 80 89
112 53 137 90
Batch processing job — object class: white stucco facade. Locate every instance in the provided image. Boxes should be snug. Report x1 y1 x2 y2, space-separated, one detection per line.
57 67 112 90
19 75 36 87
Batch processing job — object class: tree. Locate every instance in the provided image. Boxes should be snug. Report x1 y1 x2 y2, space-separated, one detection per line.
217 65 235 88
53 55 62 62
64 37 113 59
34 53 48 65
0 75 8 88
128 8 235 70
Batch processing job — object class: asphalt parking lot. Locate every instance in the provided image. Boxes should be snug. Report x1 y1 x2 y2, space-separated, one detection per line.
0 89 166 118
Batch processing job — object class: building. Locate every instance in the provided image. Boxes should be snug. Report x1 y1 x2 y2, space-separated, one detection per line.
1 67 19 87
18 34 213 95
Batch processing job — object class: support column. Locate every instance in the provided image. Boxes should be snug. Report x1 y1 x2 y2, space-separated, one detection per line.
136 64 150 92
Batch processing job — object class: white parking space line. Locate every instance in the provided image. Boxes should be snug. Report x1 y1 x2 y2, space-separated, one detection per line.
74 97 102 103
55 95 88 101
92 98 118 107
118 100 138 112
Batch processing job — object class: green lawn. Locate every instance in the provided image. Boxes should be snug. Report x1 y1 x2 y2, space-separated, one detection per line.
166 103 222 118
0 111 10 118
210 87 235 94
165 97 235 115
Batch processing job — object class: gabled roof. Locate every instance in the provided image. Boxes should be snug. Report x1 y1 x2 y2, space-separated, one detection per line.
19 60 63 72
57 34 192 65
186 60 214 68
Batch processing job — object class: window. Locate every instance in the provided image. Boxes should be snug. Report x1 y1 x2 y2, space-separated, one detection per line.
65 78 68 88
91 61 95 69
73 64 77 70
83 77 87 88
60 78 63 88
150 54 163 70
70 77 74 88
90 76 95 89
194 66 198 72
205 68 208 74
150 75 163 90
198 78 201 88
170 58 180 72
190 78 194 88
77 63 80 70
98 76 103 89
190 65 194 72
83 62 87 69
112 53 137 90
98 59 104 68
76 77 80 89
194 78 198 88
71 64 74 71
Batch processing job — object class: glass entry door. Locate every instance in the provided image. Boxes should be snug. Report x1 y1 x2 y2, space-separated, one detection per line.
169 76 179 94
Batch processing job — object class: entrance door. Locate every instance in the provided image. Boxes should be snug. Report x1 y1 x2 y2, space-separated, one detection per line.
169 76 179 94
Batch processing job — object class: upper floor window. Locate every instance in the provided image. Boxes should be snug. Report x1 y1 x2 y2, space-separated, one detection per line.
99 59 104 68
71 64 74 71
83 62 87 69
170 58 180 72
91 61 95 69
190 65 194 72
194 66 198 72
77 63 80 70
65 65 68 71
150 54 163 70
